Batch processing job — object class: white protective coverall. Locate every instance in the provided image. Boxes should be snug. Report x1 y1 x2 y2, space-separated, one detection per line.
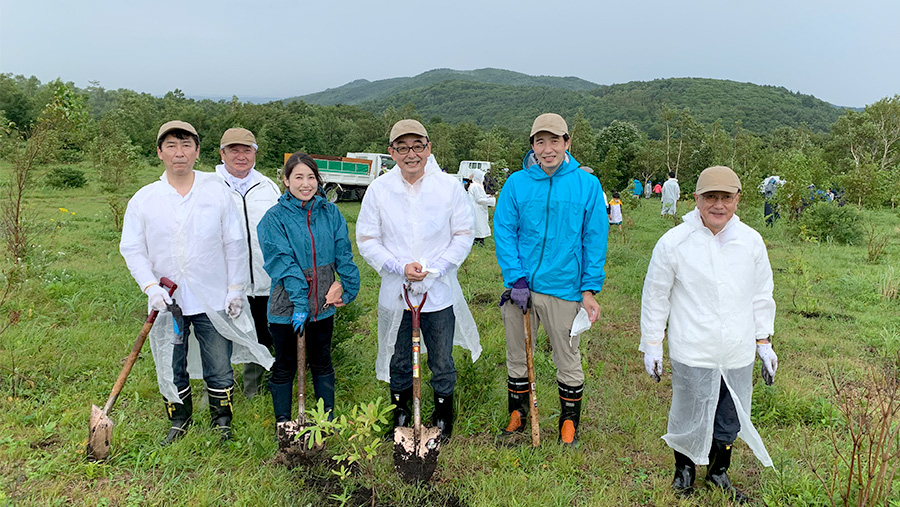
356 155 481 382
640 208 775 466
467 170 495 239
120 171 274 403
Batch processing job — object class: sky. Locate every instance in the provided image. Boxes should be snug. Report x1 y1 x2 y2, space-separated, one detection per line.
1 0 897 108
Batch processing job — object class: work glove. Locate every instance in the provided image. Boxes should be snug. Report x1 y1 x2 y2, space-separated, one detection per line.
406 278 434 296
145 283 173 313
224 291 244 319
643 343 664 383
291 312 309 334
757 342 778 385
510 277 530 314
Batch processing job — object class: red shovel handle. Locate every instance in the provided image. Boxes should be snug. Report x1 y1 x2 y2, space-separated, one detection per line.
402 286 427 327
146 277 178 325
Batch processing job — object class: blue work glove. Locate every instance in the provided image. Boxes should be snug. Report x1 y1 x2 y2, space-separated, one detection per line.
291 312 309 334
510 277 530 314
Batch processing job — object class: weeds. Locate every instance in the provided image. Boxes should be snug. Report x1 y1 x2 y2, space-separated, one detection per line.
863 221 890 263
879 266 898 301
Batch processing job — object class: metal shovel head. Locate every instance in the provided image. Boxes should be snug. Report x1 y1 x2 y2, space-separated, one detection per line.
276 419 323 455
393 425 442 482
87 404 113 461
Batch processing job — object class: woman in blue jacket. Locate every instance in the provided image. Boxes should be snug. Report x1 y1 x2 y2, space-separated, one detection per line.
258 151 360 422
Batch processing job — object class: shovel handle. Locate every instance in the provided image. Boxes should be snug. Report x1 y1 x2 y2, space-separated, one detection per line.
403 286 427 434
524 309 540 447
296 330 306 423
103 278 178 414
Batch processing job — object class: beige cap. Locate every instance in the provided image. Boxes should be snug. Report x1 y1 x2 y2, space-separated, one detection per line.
389 119 428 144
695 166 742 194
157 120 198 142
530 113 568 137
220 128 257 149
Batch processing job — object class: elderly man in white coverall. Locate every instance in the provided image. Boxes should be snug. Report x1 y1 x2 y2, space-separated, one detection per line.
640 166 779 503
356 119 481 443
120 121 273 444
214 128 281 398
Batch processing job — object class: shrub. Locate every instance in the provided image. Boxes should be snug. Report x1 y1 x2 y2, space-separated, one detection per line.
797 202 862 244
45 166 87 189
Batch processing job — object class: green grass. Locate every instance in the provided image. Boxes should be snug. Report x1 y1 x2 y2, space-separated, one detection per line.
2 162 900 506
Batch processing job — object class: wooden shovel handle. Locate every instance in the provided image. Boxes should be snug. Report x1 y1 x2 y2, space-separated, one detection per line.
403 286 427 435
102 278 178 414
524 309 540 447
296 330 306 423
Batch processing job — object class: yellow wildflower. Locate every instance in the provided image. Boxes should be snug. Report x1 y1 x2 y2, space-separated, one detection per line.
59 208 68 213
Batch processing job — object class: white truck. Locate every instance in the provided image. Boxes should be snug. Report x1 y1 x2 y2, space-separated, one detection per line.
457 160 492 180
286 152 395 202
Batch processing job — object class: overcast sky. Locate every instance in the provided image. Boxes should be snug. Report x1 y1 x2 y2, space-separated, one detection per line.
1 0 897 108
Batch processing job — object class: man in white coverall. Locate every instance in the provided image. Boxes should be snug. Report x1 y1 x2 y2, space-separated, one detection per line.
660 171 680 216
640 166 779 503
120 121 273 444
214 128 281 398
356 119 481 442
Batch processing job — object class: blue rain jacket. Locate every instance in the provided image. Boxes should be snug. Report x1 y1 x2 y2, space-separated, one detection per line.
258 191 360 324
493 151 608 301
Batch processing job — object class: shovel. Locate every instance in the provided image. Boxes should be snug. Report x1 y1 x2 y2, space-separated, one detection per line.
524 308 540 447
87 277 177 461
393 287 442 482
276 330 322 454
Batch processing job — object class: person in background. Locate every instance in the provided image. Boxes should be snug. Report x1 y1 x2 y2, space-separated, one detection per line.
468 169 496 246
640 166 778 503
645 180 653 199
493 113 608 446
608 192 623 233
258 151 360 425
214 128 281 398
633 179 644 198
660 172 679 216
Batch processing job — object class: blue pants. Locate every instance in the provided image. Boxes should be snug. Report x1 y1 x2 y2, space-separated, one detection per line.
389 306 456 396
172 313 234 392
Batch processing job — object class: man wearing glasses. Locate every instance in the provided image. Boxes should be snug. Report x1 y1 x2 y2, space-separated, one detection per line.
640 165 779 502
356 119 481 443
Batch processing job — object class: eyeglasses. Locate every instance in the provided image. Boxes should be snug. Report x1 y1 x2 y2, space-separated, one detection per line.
700 193 737 204
391 142 428 155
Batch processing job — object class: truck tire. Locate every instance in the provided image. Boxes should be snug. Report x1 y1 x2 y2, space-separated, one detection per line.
324 183 340 203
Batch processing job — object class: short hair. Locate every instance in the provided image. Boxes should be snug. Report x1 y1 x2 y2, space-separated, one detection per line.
283 151 323 187
157 129 199 150
668 171 676 178
612 191 620 198
529 133 570 145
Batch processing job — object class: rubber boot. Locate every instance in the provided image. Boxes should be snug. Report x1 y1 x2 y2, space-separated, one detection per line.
242 362 267 399
558 382 583 447
707 440 749 504
384 387 413 441
269 381 293 423
162 386 193 445
499 377 529 437
672 450 696 497
208 385 234 442
432 391 454 442
312 373 336 421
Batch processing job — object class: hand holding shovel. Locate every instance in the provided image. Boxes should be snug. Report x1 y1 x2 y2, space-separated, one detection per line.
276 326 323 455
87 277 177 461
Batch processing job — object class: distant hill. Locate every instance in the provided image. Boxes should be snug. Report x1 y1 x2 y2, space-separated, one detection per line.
292 68 600 106
290 69 849 136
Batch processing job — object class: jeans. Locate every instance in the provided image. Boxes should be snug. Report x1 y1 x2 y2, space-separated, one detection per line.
713 376 741 443
269 317 335 385
172 313 234 392
390 306 456 396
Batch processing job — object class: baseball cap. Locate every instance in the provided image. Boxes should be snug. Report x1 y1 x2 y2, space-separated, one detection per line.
695 166 742 194
389 119 428 144
220 128 258 149
530 113 568 138
157 120 198 143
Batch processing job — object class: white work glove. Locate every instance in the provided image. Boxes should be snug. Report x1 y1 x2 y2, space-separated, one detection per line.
225 291 244 319
406 278 434 296
643 342 664 382
757 342 778 385
145 283 172 313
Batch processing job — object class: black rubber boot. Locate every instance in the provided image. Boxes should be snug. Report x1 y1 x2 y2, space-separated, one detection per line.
162 386 193 445
432 391 454 442
312 373 336 421
707 440 749 504
384 387 413 441
499 377 529 437
208 385 234 442
558 382 583 447
242 362 267 399
269 381 293 423
672 450 696 497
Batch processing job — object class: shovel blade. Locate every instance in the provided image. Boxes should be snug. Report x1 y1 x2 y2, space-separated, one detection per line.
393 425 442 482
276 420 323 455
87 404 113 461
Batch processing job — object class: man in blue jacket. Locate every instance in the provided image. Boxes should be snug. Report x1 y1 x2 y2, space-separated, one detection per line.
493 113 609 446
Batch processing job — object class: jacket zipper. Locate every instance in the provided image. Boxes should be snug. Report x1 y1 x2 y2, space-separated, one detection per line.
306 203 319 320
533 176 553 282
236 181 260 287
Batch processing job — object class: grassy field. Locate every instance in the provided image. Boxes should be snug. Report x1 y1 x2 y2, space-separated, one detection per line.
1 161 899 506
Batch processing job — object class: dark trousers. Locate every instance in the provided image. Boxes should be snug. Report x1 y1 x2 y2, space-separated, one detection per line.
172 313 234 392
389 306 456 396
713 376 741 443
248 296 273 348
269 317 335 385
